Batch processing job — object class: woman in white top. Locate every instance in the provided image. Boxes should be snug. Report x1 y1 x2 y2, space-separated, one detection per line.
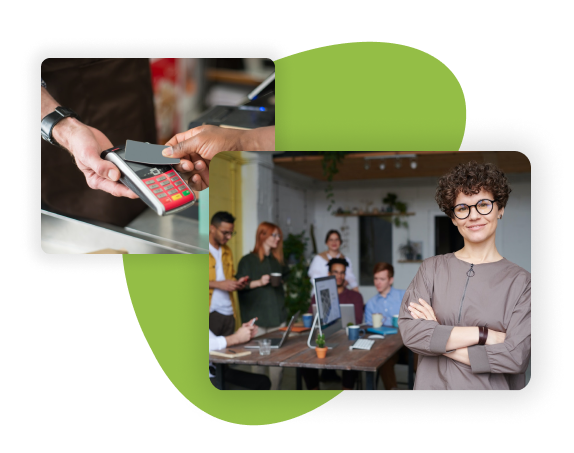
308 229 359 291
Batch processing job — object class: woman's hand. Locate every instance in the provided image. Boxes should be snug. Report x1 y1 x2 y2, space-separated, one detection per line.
408 298 437 322
486 329 506 345
249 274 270 289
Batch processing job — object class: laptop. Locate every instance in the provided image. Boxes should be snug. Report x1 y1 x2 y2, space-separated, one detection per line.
244 311 299 349
312 303 357 327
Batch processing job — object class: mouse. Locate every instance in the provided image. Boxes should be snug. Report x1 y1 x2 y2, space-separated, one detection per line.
368 334 385 339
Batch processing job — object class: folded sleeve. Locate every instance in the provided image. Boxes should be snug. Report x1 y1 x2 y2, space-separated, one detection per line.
209 330 227 351
307 255 327 281
468 278 531 374
398 259 454 356
235 256 253 293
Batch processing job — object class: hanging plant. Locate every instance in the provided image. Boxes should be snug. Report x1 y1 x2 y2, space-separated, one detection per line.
318 151 348 211
382 192 409 228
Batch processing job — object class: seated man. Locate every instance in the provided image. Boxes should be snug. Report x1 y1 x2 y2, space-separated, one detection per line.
209 322 271 390
364 262 406 390
304 258 364 390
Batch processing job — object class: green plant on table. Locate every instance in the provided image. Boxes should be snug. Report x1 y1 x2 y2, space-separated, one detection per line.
316 334 326 349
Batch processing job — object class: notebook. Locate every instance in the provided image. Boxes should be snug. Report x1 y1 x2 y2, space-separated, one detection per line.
367 326 398 335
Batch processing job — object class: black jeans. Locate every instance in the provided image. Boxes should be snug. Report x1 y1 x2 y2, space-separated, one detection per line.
301 369 358 389
210 365 271 390
209 311 236 337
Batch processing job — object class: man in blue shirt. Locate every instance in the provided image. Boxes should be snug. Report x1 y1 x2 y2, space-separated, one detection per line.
365 262 405 327
364 262 405 389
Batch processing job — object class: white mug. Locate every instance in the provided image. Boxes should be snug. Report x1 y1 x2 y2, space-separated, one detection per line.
372 313 384 328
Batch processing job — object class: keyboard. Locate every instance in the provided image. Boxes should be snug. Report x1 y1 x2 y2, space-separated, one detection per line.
351 339 375 350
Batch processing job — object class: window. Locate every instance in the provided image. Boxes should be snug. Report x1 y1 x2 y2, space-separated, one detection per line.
359 217 393 286
435 216 464 255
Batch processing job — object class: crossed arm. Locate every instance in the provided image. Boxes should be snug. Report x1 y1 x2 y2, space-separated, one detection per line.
408 299 506 365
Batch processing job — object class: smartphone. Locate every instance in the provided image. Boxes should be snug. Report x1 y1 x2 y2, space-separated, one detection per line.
101 146 196 216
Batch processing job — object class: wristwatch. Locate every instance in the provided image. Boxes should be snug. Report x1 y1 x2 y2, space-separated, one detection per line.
41 106 81 147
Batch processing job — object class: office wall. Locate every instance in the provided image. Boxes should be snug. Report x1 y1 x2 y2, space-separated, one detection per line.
290 173 531 299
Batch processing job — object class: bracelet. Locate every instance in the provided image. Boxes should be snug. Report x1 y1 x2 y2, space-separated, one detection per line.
478 326 488 345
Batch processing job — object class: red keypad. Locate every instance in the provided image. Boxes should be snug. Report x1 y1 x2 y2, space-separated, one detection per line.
142 170 195 211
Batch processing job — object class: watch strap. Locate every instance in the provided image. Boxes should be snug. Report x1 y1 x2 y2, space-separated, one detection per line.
41 106 80 147
478 326 488 346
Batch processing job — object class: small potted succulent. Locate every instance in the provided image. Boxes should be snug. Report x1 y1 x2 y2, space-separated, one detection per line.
315 334 327 359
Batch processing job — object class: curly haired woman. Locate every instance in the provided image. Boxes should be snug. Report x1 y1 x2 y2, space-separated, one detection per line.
398 161 531 390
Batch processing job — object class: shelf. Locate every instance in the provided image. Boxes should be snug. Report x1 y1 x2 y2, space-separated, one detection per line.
333 212 415 217
398 260 424 263
206 69 265 86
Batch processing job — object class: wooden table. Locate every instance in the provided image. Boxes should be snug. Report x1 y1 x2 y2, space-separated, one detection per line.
210 329 414 390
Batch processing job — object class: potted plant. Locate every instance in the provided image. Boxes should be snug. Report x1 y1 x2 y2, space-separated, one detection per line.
283 231 313 319
315 334 327 358
383 193 398 212
399 240 417 261
382 193 409 228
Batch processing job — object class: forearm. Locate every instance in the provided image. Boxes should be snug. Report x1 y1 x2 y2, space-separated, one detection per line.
239 126 275 151
224 333 239 347
41 87 83 151
444 347 470 366
41 87 59 119
209 280 225 290
248 279 264 289
445 327 480 351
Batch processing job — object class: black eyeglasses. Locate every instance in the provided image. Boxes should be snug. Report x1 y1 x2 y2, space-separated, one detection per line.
452 199 497 219
217 228 236 238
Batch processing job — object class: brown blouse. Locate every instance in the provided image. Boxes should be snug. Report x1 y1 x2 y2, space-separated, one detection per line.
398 253 531 390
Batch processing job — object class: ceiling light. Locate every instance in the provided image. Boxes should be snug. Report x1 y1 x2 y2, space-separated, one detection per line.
410 160 417 169
379 162 385 170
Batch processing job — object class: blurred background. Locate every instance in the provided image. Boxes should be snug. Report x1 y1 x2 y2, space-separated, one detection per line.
150 58 275 144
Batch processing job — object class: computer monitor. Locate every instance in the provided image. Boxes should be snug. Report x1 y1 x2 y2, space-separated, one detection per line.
313 276 342 346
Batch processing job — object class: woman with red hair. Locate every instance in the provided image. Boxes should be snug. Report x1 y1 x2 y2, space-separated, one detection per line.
236 222 289 389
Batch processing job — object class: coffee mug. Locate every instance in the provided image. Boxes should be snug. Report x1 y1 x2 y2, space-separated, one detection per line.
392 315 399 328
372 313 384 328
270 273 282 287
302 313 313 328
348 325 365 341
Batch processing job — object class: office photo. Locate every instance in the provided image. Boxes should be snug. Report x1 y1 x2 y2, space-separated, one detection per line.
208 151 531 390
41 58 275 254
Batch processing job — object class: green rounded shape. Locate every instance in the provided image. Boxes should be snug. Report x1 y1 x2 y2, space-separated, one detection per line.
123 42 466 425
123 255 339 425
275 42 466 151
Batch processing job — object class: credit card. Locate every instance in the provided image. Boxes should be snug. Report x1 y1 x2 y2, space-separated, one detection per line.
124 140 181 166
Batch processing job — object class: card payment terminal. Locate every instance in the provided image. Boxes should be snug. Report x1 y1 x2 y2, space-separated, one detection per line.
101 146 196 216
